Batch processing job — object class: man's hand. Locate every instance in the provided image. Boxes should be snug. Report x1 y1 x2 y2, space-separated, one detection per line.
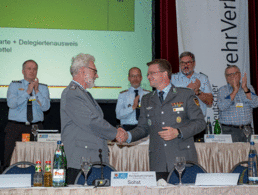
241 73 248 91
187 79 201 94
232 77 240 93
34 78 39 94
27 82 35 95
116 127 128 143
158 127 179 141
132 95 140 110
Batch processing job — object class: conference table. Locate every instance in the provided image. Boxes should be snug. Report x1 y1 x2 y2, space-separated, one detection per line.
1 185 258 195
10 139 252 173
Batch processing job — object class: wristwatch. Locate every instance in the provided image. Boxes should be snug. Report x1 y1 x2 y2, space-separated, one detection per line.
244 89 251 94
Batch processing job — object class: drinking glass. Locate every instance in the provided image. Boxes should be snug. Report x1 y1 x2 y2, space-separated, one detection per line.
31 124 39 141
80 157 92 186
242 125 252 142
174 157 186 185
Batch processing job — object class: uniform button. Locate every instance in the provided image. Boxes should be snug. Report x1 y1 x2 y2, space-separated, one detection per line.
147 114 149 117
164 144 167 146
161 111 164 114
187 145 190 149
162 122 165 125
85 146 88 148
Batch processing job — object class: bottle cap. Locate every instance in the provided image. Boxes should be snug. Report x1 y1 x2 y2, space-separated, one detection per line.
250 142 255 145
36 161 41 164
45 161 51 163
57 140 62 144
207 117 210 119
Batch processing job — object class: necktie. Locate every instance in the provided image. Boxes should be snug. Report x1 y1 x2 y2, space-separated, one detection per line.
27 91 33 123
134 90 140 120
159 91 164 104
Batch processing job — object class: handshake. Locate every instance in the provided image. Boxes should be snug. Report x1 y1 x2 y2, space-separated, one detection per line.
115 127 129 143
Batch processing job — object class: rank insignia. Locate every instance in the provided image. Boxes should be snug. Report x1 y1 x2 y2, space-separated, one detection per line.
70 85 77 90
176 116 182 123
18 88 24 91
194 98 200 107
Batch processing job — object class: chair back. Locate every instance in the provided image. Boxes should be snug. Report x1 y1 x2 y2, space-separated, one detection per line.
74 161 116 185
167 160 207 184
2 161 36 186
230 161 248 184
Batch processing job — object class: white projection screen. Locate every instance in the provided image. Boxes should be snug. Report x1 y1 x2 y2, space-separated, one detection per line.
0 0 153 100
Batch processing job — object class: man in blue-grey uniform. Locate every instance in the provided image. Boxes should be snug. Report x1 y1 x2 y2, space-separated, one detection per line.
119 59 206 173
4 60 50 167
61 53 127 184
218 65 258 142
116 67 150 131
171 51 213 140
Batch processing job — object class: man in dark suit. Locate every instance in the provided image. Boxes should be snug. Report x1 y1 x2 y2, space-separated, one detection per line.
121 59 206 172
60 53 126 184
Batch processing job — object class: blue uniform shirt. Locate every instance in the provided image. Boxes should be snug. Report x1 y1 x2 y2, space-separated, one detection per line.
7 79 50 123
218 83 258 125
171 72 212 116
116 86 150 125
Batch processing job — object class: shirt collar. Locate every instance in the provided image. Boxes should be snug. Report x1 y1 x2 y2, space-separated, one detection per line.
179 71 197 79
129 86 141 92
72 80 87 91
157 83 172 94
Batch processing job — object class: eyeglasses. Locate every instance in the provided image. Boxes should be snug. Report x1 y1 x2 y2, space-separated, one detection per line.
226 71 240 77
87 67 98 75
147 71 164 77
129 75 141 78
180 61 194 66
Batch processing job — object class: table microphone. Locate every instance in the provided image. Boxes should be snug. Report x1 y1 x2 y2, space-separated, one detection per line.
94 149 110 187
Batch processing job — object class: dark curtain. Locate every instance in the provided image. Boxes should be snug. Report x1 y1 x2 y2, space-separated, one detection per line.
248 0 258 132
155 0 179 73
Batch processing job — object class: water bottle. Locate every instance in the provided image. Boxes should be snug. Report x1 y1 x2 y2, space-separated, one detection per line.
60 143 67 186
248 142 258 184
33 161 43 187
53 141 66 187
205 117 212 134
214 119 221 134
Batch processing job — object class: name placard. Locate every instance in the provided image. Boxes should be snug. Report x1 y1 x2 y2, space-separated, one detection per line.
37 133 61 142
111 172 157 187
204 134 232 143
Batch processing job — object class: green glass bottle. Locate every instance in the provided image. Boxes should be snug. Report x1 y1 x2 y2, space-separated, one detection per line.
214 119 221 134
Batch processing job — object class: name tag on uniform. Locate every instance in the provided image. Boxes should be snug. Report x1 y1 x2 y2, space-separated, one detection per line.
173 107 184 112
236 103 243 108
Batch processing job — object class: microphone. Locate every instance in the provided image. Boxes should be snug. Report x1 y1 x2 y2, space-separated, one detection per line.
94 149 110 187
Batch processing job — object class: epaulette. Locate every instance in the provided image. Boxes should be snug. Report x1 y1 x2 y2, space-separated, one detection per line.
70 84 77 90
120 89 128 94
177 87 192 90
200 72 208 78
143 89 151 92
12 80 22 83
39 83 48 86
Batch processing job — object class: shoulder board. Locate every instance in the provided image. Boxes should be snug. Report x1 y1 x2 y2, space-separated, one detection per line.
39 83 48 86
12 80 22 83
143 89 151 92
177 87 192 90
70 84 77 90
120 89 128 94
199 72 208 78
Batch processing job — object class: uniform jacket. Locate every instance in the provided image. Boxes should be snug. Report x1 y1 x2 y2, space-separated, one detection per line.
60 81 117 169
130 85 206 172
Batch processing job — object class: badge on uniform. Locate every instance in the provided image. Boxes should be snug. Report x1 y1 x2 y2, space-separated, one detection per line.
236 103 243 108
18 88 24 91
176 116 182 123
29 96 36 102
194 98 200 107
128 104 131 107
146 106 152 110
148 119 152 126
